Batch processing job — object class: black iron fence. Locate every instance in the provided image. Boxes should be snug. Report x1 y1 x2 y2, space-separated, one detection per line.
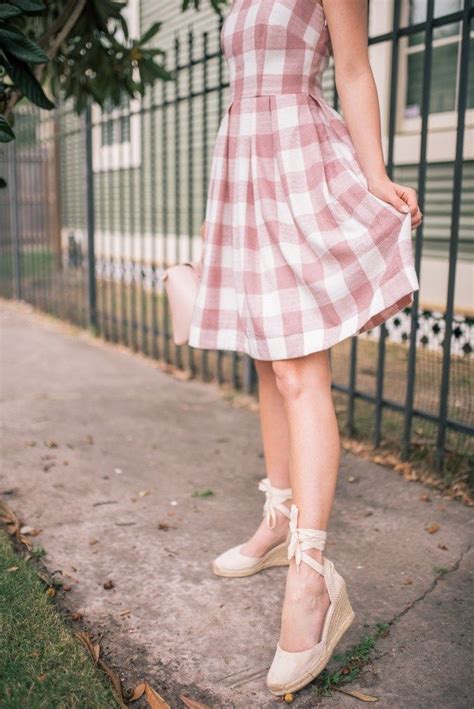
1 1 472 477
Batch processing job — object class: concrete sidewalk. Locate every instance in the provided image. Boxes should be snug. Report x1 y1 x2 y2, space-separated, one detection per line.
1 300 472 709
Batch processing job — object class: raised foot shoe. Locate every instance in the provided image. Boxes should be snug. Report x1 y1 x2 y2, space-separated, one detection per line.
266 504 355 696
212 477 292 578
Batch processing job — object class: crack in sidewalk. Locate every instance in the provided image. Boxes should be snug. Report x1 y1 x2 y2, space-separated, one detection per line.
387 543 471 628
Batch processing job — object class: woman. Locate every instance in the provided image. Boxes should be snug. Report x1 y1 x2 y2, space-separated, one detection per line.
188 0 421 696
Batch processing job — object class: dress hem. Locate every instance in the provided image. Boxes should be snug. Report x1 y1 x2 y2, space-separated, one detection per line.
188 283 418 361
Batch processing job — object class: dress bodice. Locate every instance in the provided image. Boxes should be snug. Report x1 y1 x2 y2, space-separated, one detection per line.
221 0 332 100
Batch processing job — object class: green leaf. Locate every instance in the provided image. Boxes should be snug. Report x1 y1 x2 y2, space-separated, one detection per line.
8 0 45 12
139 22 162 45
2 54 54 109
0 5 23 20
0 114 15 142
0 28 49 65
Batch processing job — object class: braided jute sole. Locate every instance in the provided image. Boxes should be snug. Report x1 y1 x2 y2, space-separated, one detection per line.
212 541 289 578
268 582 355 696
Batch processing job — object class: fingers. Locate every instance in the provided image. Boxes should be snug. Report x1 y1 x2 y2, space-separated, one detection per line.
394 184 425 229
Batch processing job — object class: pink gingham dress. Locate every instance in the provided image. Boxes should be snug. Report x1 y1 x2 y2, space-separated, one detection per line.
188 0 419 360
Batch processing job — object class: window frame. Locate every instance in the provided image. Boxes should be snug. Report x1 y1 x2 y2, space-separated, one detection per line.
398 0 474 134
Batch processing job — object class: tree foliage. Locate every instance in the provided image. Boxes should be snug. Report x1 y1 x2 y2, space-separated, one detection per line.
0 0 227 144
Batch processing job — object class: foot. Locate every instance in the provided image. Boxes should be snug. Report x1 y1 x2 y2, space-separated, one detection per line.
240 506 290 558
279 551 331 652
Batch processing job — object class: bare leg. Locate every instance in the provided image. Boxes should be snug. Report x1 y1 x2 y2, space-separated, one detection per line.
272 350 340 651
240 358 292 558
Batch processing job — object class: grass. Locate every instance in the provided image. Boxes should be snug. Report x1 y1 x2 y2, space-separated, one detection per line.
315 622 390 696
0 530 118 709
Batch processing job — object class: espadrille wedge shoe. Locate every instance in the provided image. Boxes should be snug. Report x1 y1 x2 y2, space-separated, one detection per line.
212 478 292 578
267 504 354 695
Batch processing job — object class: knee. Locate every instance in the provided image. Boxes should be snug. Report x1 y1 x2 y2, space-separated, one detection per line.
271 360 305 401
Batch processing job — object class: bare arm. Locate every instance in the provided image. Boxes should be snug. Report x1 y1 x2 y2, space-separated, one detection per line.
322 0 422 228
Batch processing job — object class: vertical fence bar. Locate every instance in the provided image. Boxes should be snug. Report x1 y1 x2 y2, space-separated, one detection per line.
139 98 148 355
107 118 118 342
150 82 160 361
96 113 106 338
436 0 471 471
201 31 210 381
118 112 128 347
402 0 434 458
216 15 225 386
162 52 171 364
174 36 184 371
85 105 97 331
373 0 402 448
187 30 196 376
129 103 138 352
347 338 357 435
8 140 22 301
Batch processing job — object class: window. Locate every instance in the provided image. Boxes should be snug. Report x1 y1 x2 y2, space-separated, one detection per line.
92 0 140 171
404 0 474 119
101 94 131 147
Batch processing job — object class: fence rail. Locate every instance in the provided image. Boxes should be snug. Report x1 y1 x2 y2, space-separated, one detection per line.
1 1 473 477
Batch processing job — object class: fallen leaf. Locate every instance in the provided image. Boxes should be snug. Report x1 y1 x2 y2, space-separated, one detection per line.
425 523 440 535
20 526 41 536
44 439 58 448
335 687 379 702
71 611 83 621
438 543 448 551
6 566 19 573
75 631 127 708
284 694 294 704
75 631 100 663
419 494 430 502
158 522 174 531
403 577 413 585
46 588 56 598
89 539 99 546
180 696 211 709
130 683 146 701
37 674 47 682
119 608 131 617
138 490 151 497
144 682 170 708
103 579 114 590
63 585 72 592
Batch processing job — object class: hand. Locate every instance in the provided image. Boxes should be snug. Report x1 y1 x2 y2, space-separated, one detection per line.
367 176 423 229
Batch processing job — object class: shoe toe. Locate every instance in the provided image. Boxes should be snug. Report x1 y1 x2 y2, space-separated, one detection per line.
213 545 251 573
267 644 321 694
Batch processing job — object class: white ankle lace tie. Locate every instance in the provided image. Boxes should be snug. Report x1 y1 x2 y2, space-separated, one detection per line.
288 504 327 574
258 478 292 529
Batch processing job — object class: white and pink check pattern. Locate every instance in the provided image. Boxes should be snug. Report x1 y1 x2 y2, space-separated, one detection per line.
188 0 419 360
